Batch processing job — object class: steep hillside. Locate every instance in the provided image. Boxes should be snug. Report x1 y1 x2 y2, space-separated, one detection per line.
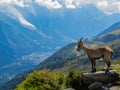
1 19 120 89
98 21 120 35
0 42 87 90
35 43 80 70
0 15 54 86
36 40 120 71
1 1 120 86
1 39 120 90
1 18 120 88
1 2 120 89
94 21 120 43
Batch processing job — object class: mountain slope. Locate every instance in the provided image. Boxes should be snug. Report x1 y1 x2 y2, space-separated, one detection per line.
1 19 120 89
1 2 120 88
1 39 120 90
0 15 55 85
20 4 120 38
94 21 120 43
1 3 120 67
98 21 120 35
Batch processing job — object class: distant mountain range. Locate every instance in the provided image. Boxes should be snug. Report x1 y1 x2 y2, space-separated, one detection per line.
1 19 120 90
0 1 120 87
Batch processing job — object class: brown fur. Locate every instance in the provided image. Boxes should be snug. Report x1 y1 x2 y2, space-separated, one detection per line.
76 39 113 73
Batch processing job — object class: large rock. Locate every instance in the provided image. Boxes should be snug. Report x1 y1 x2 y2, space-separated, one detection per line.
88 82 102 90
109 86 120 90
64 88 75 90
81 70 119 86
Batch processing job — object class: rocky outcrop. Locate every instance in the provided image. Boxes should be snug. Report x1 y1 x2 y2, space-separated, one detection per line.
64 88 75 90
88 82 102 90
80 70 120 90
82 70 119 84
109 86 120 90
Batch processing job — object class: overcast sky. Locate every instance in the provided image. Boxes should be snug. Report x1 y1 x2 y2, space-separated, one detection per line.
0 0 120 14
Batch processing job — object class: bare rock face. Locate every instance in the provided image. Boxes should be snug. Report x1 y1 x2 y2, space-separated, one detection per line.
81 70 119 86
64 70 120 90
88 82 102 90
109 86 120 90
64 88 75 90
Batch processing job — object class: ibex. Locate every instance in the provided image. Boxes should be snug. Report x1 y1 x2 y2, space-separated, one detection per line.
76 38 113 73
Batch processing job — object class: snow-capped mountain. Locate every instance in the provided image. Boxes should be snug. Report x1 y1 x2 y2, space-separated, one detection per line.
0 0 120 86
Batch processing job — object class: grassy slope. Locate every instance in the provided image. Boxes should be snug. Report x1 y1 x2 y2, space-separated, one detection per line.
34 39 120 74
1 27 120 89
58 40 120 72
1 40 120 90
108 29 120 34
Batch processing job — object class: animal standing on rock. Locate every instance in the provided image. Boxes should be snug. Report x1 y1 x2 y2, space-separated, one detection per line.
76 38 113 74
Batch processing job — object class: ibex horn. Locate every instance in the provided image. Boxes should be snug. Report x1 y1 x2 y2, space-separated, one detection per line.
80 38 83 41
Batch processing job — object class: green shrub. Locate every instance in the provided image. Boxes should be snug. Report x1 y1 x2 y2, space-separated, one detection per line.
66 69 82 90
16 69 85 90
16 69 66 90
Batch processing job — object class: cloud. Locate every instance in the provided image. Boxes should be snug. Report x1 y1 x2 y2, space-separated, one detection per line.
97 1 108 8
94 0 120 14
35 0 62 9
1 0 120 14
0 0 26 7
19 16 36 30
0 5 36 30
64 0 76 8
35 0 120 14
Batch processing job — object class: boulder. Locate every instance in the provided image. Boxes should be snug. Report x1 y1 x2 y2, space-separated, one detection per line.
88 82 102 90
64 88 75 90
109 86 120 90
81 70 119 85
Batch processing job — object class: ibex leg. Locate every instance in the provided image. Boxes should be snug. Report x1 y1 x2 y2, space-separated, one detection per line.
91 59 96 73
105 60 111 74
104 54 111 74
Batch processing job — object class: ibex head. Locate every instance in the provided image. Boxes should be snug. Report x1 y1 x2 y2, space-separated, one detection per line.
76 38 83 51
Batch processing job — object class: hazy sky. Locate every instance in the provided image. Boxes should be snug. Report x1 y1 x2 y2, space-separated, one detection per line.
0 0 120 14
